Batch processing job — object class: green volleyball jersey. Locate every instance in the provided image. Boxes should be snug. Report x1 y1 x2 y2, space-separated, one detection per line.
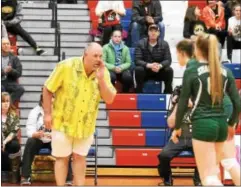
175 61 240 129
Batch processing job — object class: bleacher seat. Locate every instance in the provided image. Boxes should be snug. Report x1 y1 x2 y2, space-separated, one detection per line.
143 81 162 94
106 94 137 110
112 129 167 147
137 94 168 110
8 32 18 55
223 64 241 79
115 149 161 166
141 111 167 128
235 79 241 90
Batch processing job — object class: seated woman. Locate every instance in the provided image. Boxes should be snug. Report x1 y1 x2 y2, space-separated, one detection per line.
183 6 207 40
103 30 132 93
21 93 73 185
227 3 241 62
202 0 227 47
1 92 21 183
95 0 125 46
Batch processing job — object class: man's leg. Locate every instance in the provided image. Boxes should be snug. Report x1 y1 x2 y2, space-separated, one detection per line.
158 21 165 40
7 24 46 55
102 26 113 46
72 135 94 186
21 138 45 182
226 35 234 61
120 70 133 93
5 139 21 183
155 67 173 94
134 66 146 93
109 71 117 85
51 130 72 186
130 22 141 47
5 82 25 104
157 139 186 185
7 24 37 49
186 138 202 186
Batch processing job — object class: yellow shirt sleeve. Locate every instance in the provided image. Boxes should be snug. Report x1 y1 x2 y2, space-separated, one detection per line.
104 68 117 94
44 62 65 93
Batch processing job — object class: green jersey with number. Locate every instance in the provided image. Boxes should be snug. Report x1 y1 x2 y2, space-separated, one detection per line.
175 61 240 129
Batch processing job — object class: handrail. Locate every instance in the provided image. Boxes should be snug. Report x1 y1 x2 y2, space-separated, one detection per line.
49 0 61 61
57 23 61 61
62 51 66 60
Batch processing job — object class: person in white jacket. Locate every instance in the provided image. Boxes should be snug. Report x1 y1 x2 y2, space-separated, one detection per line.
20 93 73 185
95 1 126 45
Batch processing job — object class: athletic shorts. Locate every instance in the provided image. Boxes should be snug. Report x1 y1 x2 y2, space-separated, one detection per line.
192 117 228 142
51 129 94 157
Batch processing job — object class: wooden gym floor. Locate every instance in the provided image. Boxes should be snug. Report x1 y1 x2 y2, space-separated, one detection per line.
2 176 194 186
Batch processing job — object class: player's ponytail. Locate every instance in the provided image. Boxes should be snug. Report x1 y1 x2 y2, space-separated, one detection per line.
196 34 223 105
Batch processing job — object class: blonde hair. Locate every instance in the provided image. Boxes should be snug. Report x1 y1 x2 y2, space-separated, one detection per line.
196 34 223 105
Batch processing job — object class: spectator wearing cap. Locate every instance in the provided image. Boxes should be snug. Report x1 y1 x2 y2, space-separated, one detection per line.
130 0 165 47
134 24 173 94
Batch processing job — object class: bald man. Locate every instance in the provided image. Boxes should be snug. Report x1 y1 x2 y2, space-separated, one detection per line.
1 37 24 103
43 42 116 186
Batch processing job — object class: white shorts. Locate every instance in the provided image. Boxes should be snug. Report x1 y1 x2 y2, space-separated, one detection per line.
51 130 94 157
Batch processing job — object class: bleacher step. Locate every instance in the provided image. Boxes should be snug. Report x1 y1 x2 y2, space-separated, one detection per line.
21 21 91 29
22 3 49 8
57 4 88 9
23 15 90 21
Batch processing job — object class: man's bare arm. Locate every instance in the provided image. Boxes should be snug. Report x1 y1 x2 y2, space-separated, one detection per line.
43 86 54 129
99 79 116 104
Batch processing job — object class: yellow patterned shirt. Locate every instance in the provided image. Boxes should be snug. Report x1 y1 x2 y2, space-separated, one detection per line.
44 57 115 139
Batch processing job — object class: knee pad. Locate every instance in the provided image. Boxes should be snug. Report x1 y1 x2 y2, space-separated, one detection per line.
203 175 222 186
221 158 237 171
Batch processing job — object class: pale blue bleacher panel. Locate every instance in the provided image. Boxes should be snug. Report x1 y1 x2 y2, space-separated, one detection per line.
143 81 162 94
129 47 135 70
38 147 96 156
121 9 132 32
145 130 167 147
121 20 131 32
223 63 241 79
178 151 194 157
137 94 167 110
141 111 167 128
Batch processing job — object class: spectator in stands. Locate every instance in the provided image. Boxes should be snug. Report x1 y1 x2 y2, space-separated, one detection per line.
1 0 46 55
21 93 73 185
43 43 116 186
103 30 132 93
1 92 21 183
227 4 241 62
202 0 227 47
224 0 240 29
95 1 125 46
134 24 173 94
183 6 207 40
130 0 165 47
2 21 8 38
1 38 24 104
157 40 201 186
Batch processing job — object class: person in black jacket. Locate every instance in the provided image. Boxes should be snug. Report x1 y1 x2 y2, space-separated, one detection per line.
134 24 173 94
183 6 207 40
1 38 24 103
130 0 165 47
1 0 46 55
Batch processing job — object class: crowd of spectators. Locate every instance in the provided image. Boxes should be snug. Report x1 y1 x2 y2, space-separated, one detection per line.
1 0 241 185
